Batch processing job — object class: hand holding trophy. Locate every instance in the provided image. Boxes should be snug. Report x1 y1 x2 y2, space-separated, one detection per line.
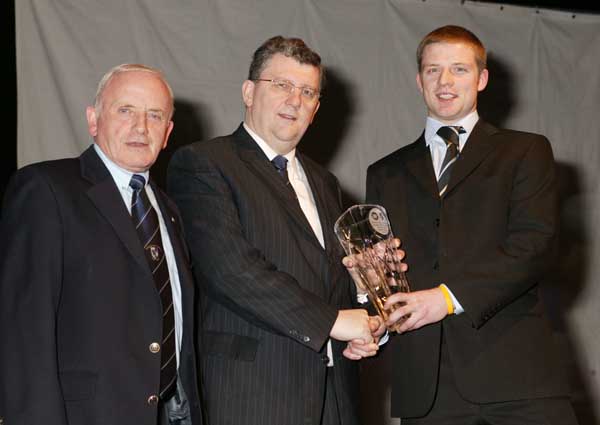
335 204 410 332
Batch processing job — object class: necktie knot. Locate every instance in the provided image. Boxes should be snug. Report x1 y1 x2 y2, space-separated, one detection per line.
436 126 465 147
271 155 288 176
129 174 146 192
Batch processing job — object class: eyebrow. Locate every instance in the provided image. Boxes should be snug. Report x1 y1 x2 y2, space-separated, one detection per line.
113 102 166 113
423 61 470 66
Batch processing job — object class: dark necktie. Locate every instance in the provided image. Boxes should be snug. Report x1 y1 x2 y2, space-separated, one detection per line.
436 126 465 197
271 155 290 183
129 174 177 400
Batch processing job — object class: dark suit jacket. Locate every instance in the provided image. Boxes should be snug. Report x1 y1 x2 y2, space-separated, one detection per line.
367 119 568 418
167 125 360 425
0 147 203 425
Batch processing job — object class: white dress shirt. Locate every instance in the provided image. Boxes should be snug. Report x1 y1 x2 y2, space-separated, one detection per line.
243 123 335 365
424 111 479 179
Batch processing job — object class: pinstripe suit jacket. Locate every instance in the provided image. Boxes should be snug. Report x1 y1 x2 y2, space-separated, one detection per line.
167 125 360 425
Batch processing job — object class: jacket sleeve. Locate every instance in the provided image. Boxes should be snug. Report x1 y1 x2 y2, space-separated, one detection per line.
0 166 68 425
446 136 559 328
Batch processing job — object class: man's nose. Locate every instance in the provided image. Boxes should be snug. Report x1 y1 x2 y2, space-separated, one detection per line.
439 68 453 86
134 112 148 134
285 87 302 107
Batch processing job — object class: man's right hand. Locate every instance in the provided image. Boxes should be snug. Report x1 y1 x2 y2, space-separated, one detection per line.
330 309 374 344
342 315 385 360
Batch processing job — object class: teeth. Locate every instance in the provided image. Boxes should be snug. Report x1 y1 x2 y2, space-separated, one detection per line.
438 93 454 99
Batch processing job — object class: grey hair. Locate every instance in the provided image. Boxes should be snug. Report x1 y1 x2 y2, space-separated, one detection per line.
93 63 175 118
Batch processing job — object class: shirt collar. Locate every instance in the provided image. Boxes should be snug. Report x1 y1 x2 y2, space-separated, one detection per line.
424 110 479 149
93 144 150 190
243 122 297 165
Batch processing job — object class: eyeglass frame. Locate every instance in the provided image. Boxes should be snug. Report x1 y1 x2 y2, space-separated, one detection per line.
252 78 322 101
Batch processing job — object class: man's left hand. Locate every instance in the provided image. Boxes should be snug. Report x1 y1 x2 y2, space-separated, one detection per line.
383 287 448 333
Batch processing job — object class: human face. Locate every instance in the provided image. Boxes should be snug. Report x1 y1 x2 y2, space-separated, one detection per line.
416 42 488 124
242 54 321 155
86 71 174 173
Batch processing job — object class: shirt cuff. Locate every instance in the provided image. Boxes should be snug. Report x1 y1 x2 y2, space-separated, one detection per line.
356 292 369 304
378 330 389 346
440 283 464 315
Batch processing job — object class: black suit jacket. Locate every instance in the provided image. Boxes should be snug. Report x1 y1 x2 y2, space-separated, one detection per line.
0 147 203 425
367 119 568 418
167 125 360 425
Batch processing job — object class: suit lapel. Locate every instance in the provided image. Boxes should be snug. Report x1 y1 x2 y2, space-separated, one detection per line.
152 184 196 336
297 153 347 300
445 120 500 196
234 126 322 249
80 146 148 271
404 135 439 200
152 184 188 264
152 185 193 288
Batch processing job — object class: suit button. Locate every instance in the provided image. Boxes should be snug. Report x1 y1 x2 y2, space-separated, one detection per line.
433 261 439 271
147 394 159 405
435 218 440 227
149 342 161 353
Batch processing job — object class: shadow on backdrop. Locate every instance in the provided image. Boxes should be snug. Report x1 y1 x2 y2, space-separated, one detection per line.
477 54 515 128
152 99 211 190
301 67 355 169
543 162 598 425
300 67 360 208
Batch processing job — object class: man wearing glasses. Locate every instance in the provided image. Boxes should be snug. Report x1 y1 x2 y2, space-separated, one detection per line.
167 36 381 425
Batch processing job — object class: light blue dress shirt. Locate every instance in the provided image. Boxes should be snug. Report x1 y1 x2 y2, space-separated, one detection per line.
93 144 183 366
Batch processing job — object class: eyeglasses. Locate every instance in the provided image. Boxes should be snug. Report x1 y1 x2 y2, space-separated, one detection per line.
253 79 321 101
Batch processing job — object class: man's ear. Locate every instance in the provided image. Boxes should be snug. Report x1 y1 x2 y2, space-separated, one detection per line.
242 80 255 108
309 101 320 124
477 68 489 92
416 72 424 94
86 106 98 137
162 120 174 149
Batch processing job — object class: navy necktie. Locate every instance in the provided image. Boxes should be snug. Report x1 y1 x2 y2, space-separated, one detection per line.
436 126 465 197
271 155 289 182
129 174 177 400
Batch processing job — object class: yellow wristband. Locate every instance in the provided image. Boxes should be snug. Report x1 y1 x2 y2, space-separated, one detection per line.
439 285 455 315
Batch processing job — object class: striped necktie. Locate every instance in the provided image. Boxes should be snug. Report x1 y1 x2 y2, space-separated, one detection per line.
437 126 465 197
129 174 177 400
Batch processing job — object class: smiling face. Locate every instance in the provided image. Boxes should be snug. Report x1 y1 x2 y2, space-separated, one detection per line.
242 53 321 155
86 70 174 173
417 41 488 124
